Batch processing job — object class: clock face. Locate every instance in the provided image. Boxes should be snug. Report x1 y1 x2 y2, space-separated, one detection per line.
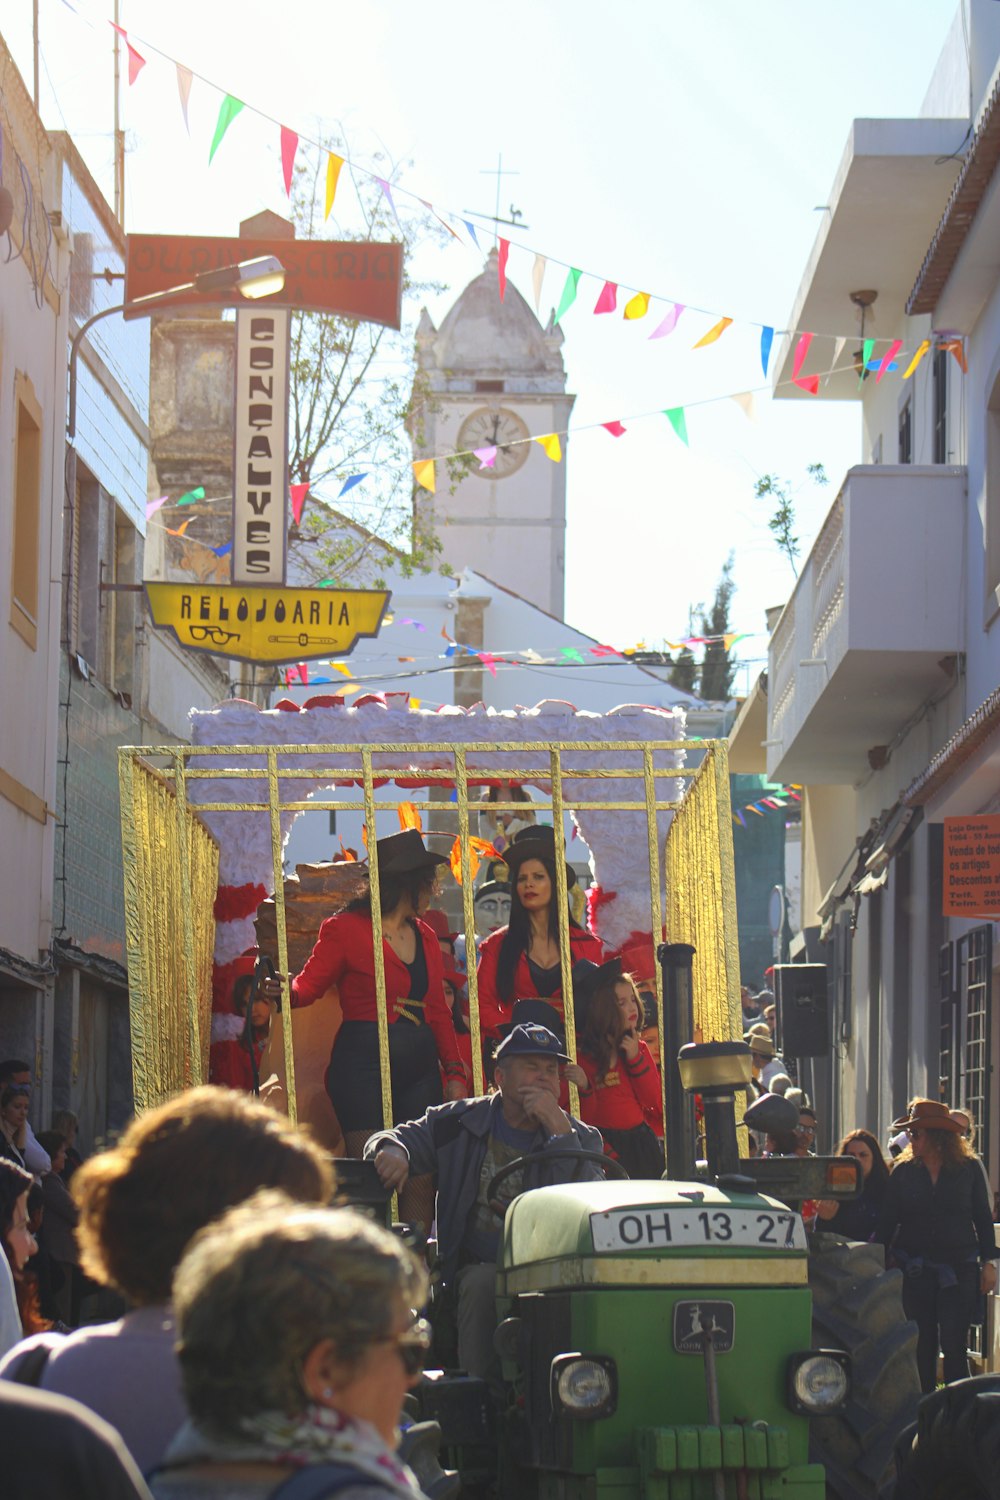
457 407 530 479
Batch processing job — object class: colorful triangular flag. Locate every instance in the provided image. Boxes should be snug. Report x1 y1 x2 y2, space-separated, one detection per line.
110 23 145 86
280 127 299 197
497 238 509 301
650 303 684 340
760 326 774 376
624 291 650 320
554 268 581 324
290 483 309 524
594 280 618 314
663 407 689 445
532 254 546 311
535 434 562 462
176 64 193 132
209 95 245 164
413 459 436 493
325 153 344 220
693 316 733 349
602 420 627 437
903 339 930 380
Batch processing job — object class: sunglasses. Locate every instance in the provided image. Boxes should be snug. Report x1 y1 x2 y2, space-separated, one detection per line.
383 1314 432 1377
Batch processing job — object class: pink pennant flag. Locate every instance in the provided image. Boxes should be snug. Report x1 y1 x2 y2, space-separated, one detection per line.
474 447 498 470
497 238 510 301
791 330 819 393
876 338 903 383
590 644 620 657
594 280 618 314
693 316 733 349
110 23 146 86
376 178 403 232
649 303 684 340
176 64 193 131
290 483 309 524
280 127 299 197
146 496 168 519
602 421 627 437
477 652 498 678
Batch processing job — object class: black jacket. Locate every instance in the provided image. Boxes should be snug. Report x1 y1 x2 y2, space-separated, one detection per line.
875 1157 997 1265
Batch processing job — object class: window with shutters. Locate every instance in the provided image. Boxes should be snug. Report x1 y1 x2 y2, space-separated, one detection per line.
71 463 138 698
938 925 992 1174
11 372 42 650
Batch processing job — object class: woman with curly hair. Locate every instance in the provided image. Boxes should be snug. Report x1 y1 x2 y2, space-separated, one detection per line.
0 1158 46 1341
815 1128 890 1241
875 1098 998 1391
0 1087 334 1473
569 958 663 1179
476 826 602 1047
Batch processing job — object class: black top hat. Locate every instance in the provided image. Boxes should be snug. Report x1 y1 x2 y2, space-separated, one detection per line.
570 956 622 1029
371 829 449 877
503 825 577 888
511 998 565 1034
495 1022 570 1065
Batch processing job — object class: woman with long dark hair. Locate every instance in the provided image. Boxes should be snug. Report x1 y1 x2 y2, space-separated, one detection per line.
476 826 602 1045
815 1128 890 1241
281 830 465 1224
571 958 664 1179
875 1098 998 1391
0 1158 48 1337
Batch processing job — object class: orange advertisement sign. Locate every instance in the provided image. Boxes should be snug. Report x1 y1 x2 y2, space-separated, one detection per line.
125 235 403 328
942 816 1000 915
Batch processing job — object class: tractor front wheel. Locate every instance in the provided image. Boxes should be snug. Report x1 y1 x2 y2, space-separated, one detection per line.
807 1232 921 1499
892 1375 1000 1500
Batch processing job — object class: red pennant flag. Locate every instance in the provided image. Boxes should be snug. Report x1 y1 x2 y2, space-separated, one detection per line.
109 22 146 85
280 127 299 197
792 331 819 393
602 420 627 437
876 339 903 383
594 281 618 314
498 238 510 301
290 483 309 524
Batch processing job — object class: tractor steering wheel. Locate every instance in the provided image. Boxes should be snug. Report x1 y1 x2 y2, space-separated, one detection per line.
486 1147 629 1217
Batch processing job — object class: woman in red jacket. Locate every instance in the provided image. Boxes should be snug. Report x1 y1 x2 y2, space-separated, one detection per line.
571 957 665 1180
209 969 271 1094
284 830 465 1221
476 825 602 1051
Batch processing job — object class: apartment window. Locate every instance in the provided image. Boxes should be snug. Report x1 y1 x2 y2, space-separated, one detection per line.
932 347 948 463
72 469 138 697
11 372 42 650
938 925 992 1175
898 397 913 464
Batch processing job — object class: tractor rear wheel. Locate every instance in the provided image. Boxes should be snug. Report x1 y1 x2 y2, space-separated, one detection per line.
892 1376 1000 1500
807 1232 921 1499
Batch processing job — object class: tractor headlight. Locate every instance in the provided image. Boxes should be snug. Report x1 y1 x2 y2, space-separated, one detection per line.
787 1351 850 1414
550 1354 618 1420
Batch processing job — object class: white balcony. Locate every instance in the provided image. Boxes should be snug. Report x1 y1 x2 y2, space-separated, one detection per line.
765 465 966 783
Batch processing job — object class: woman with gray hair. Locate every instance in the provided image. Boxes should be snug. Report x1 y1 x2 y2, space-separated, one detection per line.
150 1194 431 1500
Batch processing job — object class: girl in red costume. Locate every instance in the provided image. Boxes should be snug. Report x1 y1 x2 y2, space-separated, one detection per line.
273 830 465 1227
476 826 602 1058
571 957 665 1180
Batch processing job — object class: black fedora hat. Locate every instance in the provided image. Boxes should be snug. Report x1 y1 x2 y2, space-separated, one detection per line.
511 997 564 1034
371 829 449 877
570 956 622 1028
503 825 577 888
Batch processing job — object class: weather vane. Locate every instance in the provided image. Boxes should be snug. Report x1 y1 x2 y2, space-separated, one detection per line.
465 154 530 244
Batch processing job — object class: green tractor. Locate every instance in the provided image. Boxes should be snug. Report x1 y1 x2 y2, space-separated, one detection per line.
396 1015 920 1500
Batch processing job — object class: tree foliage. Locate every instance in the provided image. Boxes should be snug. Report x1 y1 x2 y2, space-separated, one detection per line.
668 647 698 693
284 136 467 587
754 463 828 576
699 552 736 700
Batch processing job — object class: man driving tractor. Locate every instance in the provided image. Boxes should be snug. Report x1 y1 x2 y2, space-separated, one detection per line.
367 1022 605 1384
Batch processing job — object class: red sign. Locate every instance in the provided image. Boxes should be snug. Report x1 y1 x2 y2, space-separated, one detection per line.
942 816 1000 916
124 235 403 329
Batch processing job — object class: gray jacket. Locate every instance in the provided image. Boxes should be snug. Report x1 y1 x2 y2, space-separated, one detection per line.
364 1093 605 1284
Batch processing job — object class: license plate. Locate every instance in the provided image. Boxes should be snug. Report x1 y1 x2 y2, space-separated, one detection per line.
589 1205 806 1252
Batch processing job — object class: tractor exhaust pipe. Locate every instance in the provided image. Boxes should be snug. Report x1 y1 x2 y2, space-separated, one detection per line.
677 1041 754 1183
658 942 697 1178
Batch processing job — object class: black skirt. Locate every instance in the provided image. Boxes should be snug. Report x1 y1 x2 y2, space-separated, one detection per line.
327 1018 442 1135
602 1123 664 1180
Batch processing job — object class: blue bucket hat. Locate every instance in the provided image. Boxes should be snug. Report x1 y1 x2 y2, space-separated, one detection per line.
494 1022 570 1065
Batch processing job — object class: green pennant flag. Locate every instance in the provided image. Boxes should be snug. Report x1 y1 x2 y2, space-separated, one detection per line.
859 336 875 388
176 486 206 506
664 407 689 446
209 95 245 164
554 268 582 324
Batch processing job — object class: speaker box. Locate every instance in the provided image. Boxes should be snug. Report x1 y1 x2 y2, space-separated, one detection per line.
774 964 830 1057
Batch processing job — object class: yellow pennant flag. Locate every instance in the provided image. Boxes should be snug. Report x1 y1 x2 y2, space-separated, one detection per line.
409 697 421 710
693 316 733 349
398 802 423 832
902 339 931 380
535 433 562 462
329 661 354 677
624 291 650 320
413 459 436 493
325 153 344 219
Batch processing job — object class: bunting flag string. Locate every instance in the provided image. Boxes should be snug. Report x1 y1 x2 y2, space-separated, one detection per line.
732 784 802 828
88 13 978 359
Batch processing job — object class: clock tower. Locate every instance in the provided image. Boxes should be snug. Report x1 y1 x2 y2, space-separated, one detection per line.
410 249 575 618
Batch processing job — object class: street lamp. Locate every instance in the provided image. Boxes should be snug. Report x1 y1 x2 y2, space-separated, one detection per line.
67 255 285 437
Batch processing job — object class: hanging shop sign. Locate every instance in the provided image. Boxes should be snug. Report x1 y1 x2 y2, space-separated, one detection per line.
942 816 1000 916
232 308 291 586
144 582 390 665
124 235 403 328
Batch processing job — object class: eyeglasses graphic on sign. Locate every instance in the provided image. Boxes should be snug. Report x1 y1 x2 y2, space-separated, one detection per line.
188 626 241 645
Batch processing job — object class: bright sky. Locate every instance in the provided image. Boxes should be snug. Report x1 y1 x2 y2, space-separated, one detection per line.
7 0 962 694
